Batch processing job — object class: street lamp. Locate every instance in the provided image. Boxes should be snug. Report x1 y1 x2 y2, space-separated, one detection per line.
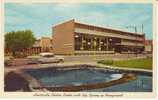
100 41 103 44
88 42 91 45
109 38 112 41
75 35 79 38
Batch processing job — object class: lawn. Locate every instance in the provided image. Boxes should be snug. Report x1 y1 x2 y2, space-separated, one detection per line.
97 58 152 70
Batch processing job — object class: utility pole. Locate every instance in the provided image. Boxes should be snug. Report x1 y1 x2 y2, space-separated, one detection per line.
125 25 137 33
141 24 144 33
125 24 145 57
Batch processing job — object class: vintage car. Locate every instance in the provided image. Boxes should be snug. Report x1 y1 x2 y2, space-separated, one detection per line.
27 52 64 64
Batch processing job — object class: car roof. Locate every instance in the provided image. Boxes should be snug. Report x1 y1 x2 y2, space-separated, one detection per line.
39 52 54 56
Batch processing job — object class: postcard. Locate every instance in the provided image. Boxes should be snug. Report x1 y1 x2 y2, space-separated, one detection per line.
0 0 157 98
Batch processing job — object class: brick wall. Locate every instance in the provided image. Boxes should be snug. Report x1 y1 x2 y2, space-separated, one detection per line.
52 20 75 55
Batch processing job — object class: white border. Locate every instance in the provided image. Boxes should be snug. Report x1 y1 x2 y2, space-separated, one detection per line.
0 0 157 98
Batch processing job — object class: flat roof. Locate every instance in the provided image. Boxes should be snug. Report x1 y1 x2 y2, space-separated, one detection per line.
53 19 145 37
75 21 144 36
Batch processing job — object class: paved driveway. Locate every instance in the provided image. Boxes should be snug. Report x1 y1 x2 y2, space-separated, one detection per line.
5 53 151 67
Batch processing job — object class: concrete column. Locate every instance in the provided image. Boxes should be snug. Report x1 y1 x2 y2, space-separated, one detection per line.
94 37 97 51
90 37 93 50
81 36 84 50
99 38 101 51
106 37 109 51
91 38 94 51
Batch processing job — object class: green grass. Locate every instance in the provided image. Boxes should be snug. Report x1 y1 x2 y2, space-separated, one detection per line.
97 60 113 65
97 58 152 70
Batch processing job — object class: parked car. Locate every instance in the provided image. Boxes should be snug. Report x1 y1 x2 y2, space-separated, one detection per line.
27 53 64 64
4 56 14 66
27 56 40 64
38 52 64 63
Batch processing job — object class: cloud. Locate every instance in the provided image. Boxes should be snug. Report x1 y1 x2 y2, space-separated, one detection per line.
5 3 153 39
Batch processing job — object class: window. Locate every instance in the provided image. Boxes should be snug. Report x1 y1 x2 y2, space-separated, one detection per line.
75 33 82 50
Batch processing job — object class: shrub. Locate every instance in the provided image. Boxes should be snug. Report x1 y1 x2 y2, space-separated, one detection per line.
97 60 113 65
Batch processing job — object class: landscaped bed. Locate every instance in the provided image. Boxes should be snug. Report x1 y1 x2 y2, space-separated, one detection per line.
97 58 152 70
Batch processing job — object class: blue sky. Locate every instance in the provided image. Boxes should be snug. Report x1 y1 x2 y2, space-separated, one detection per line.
5 3 153 39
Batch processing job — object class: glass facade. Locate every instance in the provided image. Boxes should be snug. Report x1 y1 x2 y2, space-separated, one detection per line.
74 33 122 51
74 32 145 53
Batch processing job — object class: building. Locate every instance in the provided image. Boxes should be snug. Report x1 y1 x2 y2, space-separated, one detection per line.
5 37 53 57
52 19 145 55
39 37 53 52
144 40 152 53
22 37 53 56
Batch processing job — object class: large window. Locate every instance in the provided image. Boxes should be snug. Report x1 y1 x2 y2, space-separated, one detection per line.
75 33 122 51
86 37 92 50
83 35 93 50
75 33 82 50
75 33 93 51
100 38 107 51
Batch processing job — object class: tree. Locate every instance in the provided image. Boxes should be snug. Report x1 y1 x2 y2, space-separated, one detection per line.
5 30 36 57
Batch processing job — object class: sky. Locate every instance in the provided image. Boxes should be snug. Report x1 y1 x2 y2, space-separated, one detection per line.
5 3 153 39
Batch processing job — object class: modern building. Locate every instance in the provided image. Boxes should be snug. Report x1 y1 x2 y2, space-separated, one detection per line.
144 40 152 53
52 19 145 55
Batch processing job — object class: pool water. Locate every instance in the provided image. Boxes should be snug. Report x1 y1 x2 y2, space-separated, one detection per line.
24 67 152 92
85 75 152 92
